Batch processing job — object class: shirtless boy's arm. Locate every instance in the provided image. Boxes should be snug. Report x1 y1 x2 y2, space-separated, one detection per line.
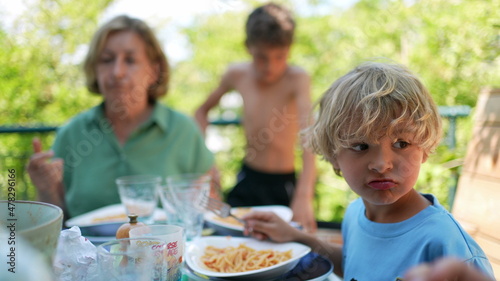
195 68 234 135
290 71 317 233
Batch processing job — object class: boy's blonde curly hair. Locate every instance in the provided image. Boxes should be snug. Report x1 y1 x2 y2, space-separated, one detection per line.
308 61 442 176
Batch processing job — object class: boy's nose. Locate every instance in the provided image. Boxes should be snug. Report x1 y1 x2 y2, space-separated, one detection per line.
368 148 393 174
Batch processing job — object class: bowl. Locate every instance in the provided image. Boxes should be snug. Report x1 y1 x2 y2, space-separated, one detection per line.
0 200 63 265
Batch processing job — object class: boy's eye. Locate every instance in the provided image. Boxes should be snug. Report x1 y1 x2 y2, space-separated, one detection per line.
393 140 410 149
350 143 369 151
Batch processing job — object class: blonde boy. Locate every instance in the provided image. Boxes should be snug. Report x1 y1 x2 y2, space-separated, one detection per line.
243 62 494 280
195 3 316 231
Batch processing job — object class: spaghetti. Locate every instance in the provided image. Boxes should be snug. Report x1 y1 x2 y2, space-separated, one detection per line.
201 243 292 273
91 213 127 223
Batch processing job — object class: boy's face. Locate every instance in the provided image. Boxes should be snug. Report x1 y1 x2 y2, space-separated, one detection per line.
247 43 290 84
331 132 428 207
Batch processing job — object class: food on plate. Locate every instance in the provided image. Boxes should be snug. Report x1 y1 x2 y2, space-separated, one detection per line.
91 213 128 223
115 214 145 239
211 208 252 226
201 243 292 273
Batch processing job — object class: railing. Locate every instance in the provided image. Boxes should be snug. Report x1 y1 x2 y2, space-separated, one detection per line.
438 105 471 149
0 106 470 202
437 105 471 208
0 119 243 201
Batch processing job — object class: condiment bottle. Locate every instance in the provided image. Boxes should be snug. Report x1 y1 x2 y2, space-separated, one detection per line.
115 214 145 239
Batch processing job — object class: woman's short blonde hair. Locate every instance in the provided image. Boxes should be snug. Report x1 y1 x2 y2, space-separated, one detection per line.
83 15 169 103
308 61 442 175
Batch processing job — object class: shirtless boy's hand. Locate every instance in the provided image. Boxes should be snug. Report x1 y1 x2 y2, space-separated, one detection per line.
291 197 316 233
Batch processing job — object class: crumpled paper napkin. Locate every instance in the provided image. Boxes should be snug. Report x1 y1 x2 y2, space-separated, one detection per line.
53 226 100 281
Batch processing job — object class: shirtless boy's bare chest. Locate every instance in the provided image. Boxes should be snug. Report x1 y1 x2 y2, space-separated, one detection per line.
232 72 298 136
224 64 308 171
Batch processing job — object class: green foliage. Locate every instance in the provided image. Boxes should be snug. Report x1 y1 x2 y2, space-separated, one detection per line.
170 0 498 222
314 159 357 222
1 0 112 124
0 0 113 200
167 12 247 114
295 0 500 105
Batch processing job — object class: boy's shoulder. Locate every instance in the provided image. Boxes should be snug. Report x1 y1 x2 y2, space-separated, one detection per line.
286 65 309 79
224 62 309 92
226 62 308 76
226 62 251 74
222 62 251 83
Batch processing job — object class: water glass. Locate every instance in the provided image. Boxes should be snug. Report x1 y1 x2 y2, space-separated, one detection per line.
116 175 161 224
159 174 210 241
129 225 184 281
96 237 167 281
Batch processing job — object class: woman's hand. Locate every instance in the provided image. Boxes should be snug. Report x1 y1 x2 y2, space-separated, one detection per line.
27 138 64 202
242 211 302 243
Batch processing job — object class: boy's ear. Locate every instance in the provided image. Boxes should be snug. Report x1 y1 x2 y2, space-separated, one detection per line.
330 157 340 170
422 152 429 163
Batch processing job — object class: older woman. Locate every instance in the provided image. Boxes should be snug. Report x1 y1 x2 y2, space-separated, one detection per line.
27 15 215 219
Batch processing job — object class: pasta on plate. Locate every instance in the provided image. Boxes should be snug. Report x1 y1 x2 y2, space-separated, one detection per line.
91 213 128 223
201 243 292 273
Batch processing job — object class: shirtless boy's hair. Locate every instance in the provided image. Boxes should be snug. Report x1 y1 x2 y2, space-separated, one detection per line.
245 2 295 47
308 61 442 175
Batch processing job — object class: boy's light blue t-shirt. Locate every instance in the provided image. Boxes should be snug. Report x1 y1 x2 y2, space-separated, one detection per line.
52 103 214 218
341 194 494 281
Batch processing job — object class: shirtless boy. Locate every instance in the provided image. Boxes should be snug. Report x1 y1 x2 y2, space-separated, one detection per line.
195 3 317 232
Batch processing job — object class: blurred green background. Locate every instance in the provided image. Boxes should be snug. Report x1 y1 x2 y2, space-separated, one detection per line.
1 0 499 222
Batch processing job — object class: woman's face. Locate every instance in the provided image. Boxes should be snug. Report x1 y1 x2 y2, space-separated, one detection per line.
96 30 158 108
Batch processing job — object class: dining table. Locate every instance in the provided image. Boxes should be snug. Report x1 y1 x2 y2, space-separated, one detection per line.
180 233 341 281
64 225 343 281
57 205 344 281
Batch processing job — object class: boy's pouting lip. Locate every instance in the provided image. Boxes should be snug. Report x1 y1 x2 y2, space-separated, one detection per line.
367 179 397 190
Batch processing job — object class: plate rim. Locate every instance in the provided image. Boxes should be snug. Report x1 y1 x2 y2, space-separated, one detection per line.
183 252 335 281
65 203 166 227
203 205 293 232
185 236 311 278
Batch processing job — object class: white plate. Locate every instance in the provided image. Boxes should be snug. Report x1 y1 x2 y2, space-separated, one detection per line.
185 236 311 280
204 205 293 235
66 204 167 226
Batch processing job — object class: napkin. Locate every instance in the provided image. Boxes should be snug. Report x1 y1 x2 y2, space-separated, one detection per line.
53 226 99 281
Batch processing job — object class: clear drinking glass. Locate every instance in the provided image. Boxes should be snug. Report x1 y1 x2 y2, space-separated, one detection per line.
96 237 167 281
116 175 161 224
159 173 210 241
129 225 184 281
